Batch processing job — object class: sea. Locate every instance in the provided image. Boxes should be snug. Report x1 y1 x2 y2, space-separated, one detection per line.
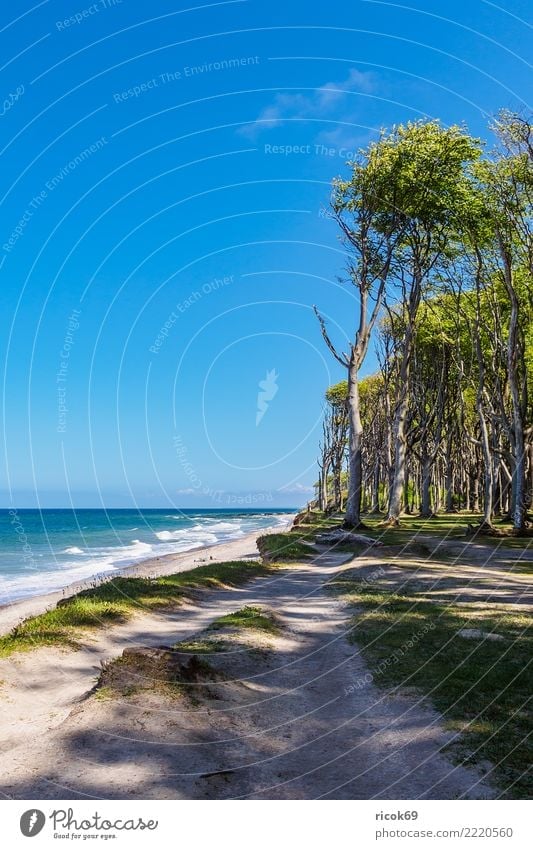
0 508 296 603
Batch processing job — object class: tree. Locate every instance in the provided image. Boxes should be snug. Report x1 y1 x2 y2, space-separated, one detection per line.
383 122 482 523
469 112 532 530
315 125 406 527
325 381 349 511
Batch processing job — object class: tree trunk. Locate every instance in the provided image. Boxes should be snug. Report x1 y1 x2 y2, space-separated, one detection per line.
420 451 433 517
344 360 364 528
386 282 420 524
384 389 394 505
445 440 455 512
387 392 409 522
510 404 527 529
319 466 329 513
477 400 493 527
370 461 381 513
500 240 527 531
333 464 342 512
472 471 480 513
404 467 412 515
528 443 533 512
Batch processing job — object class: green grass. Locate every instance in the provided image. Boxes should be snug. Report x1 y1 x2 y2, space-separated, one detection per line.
295 509 533 550
292 512 344 540
93 685 116 700
208 605 280 635
257 533 316 562
357 513 533 550
0 560 278 658
331 572 533 798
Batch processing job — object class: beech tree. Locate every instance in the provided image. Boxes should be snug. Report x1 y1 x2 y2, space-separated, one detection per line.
382 122 482 524
479 114 532 530
314 131 403 527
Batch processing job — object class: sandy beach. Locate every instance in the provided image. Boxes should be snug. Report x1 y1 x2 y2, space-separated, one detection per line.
0 521 291 637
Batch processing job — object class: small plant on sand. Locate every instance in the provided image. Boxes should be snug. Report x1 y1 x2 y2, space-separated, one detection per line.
173 638 229 655
209 605 281 635
257 533 314 562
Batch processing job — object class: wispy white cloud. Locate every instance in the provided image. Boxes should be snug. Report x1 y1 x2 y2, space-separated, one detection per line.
241 68 376 138
279 482 315 494
315 124 368 154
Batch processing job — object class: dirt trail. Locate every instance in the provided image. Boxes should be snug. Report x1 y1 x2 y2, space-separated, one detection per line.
0 550 495 800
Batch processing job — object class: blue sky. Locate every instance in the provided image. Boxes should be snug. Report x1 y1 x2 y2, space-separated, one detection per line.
1 0 531 508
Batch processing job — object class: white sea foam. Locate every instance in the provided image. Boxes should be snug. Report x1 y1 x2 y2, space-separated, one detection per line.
63 546 84 554
155 529 218 544
129 540 152 552
155 530 179 541
205 521 240 531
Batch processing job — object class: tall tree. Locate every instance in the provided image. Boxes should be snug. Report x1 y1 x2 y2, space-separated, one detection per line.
472 112 532 530
314 130 404 527
383 122 482 523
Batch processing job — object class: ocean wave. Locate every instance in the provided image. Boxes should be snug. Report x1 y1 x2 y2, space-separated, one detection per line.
155 530 181 541
204 521 239 531
129 540 152 552
62 546 84 554
154 525 205 541
155 529 218 544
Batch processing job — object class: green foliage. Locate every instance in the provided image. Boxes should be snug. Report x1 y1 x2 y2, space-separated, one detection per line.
209 605 280 635
334 120 482 249
325 380 348 407
173 638 229 654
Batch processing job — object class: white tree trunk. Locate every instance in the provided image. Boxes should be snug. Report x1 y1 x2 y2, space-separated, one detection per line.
344 361 364 528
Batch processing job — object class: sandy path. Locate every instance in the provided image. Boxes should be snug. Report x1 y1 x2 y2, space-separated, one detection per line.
0 549 494 800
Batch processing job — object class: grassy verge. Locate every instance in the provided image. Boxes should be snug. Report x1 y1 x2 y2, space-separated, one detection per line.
0 560 277 658
257 533 315 562
331 572 533 798
256 513 343 563
172 638 229 655
171 606 281 657
208 605 280 635
359 513 533 549
292 511 344 539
